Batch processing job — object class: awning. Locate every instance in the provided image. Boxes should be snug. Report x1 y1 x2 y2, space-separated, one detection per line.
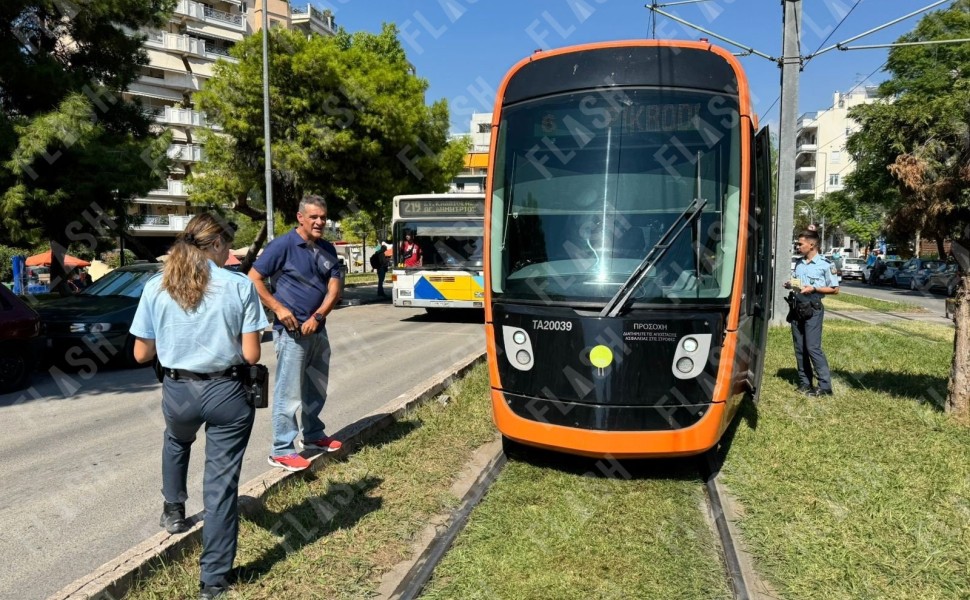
146 49 188 72
25 250 91 268
186 57 214 78
463 153 488 168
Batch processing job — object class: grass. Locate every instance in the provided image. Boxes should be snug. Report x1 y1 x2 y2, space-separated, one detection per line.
721 320 970 600
126 363 496 599
344 272 377 285
827 291 925 312
124 318 970 600
422 458 731 600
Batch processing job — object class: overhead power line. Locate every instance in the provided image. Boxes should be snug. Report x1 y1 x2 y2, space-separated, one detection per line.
804 0 864 66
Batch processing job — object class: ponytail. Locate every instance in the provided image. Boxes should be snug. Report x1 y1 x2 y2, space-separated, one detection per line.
162 213 233 312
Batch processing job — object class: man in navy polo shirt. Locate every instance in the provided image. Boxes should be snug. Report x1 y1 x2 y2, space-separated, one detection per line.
249 194 344 471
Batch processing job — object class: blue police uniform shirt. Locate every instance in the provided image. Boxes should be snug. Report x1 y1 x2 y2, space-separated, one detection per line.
130 261 269 372
793 254 838 293
251 228 343 330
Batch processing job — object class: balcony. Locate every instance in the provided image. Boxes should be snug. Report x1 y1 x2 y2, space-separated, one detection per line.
796 141 818 154
149 179 189 197
794 185 815 199
167 144 204 162
290 4 336 35
174 0 245 30
145 31 205 57
204 43 238 62
130 214 195 233
795 162 817 174
152 106 205 126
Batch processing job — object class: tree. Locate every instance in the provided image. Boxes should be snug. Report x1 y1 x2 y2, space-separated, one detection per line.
845 0 970 420
191 23 468 269
0 0 173 293
816 190 884 251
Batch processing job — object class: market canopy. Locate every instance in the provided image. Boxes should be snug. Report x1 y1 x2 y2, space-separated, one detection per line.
24 250 90 268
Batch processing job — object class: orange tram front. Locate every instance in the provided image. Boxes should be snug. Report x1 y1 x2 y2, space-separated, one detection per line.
484 41 774 459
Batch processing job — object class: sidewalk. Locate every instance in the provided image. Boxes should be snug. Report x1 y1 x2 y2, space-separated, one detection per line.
339 283 392 307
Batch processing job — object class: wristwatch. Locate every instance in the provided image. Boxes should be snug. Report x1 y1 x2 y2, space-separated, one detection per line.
313 313 324 323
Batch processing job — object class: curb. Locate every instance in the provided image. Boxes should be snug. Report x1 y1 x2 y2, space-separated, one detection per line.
49 350 486 600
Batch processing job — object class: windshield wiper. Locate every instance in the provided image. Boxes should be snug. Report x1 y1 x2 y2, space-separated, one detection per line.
599 197 707 318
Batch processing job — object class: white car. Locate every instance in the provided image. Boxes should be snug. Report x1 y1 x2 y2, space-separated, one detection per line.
840 257 865 280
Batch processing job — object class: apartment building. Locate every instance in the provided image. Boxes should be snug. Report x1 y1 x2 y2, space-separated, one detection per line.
125 0 335 255
794 86 880 252
450 112 492 193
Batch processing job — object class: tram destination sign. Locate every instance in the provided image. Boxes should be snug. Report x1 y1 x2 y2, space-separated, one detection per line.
399 198 485 218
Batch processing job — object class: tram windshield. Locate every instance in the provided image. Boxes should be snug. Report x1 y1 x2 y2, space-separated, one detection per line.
490 87 742 305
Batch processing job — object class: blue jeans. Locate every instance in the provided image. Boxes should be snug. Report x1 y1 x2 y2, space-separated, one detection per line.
271 328 331 456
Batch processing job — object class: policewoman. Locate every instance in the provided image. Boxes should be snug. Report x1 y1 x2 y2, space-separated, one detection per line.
130 213 268 600
784 229 839 397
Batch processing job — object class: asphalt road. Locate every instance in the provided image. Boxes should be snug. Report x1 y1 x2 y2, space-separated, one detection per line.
0 301 484 600
838 279 948 314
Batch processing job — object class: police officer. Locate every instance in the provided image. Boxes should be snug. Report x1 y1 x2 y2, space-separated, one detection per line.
130 213 268 600
784 229 839 397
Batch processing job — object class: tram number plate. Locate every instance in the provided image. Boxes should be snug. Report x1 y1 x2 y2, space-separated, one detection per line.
532 320 573 331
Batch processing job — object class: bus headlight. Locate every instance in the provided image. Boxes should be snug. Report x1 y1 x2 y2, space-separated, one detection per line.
513 331 526 344
516 350 531 365
676 357 694 373
682 337 698 353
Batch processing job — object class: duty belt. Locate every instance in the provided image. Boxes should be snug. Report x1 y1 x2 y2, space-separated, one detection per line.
164 366 244 381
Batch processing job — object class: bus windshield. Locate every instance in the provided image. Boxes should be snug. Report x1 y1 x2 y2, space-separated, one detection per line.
393 220 484 270
490 87 742 305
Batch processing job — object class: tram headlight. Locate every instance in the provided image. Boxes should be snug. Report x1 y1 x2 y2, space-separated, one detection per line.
682 337 699 353
513 330 526 344
676 357 694 374
516 350 531 365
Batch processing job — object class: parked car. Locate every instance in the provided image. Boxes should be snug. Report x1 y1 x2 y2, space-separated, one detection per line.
34 263 161 368
893 258 944 289
869 259 905 286
925 262 962 297
840 257 865 280
0 284 42 393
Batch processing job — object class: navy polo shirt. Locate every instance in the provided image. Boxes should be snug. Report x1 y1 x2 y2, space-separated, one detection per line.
252 229 342 329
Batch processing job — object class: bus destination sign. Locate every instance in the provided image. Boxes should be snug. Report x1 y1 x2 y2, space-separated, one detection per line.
399 198 485 218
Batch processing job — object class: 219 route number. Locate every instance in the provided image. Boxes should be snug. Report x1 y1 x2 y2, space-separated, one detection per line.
532 320 572 331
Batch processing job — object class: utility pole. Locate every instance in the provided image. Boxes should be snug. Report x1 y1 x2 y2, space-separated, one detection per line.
261 0 274 241
771 0 802 325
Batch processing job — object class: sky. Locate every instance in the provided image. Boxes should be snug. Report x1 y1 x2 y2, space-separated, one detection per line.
327 0 954 134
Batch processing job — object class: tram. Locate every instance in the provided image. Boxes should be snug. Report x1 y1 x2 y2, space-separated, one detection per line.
485 41 773 458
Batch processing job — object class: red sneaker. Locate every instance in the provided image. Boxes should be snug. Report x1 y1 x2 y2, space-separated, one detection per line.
267 453 311 471
300 436 342 453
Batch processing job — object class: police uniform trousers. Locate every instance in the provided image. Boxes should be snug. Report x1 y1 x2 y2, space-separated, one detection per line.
790 305 833 392
161 376 255 588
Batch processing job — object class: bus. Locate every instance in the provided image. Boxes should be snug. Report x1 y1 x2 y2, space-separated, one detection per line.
485 41 774 459
391 193 486 311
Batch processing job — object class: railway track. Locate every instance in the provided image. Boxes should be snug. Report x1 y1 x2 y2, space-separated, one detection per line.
390 446 757 600
826 308 951 345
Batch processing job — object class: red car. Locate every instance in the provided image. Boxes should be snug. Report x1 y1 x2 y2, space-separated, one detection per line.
0 284 41 393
